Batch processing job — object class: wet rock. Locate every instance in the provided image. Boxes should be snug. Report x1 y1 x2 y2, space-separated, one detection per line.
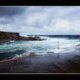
19 36 46 41
0 34 47 43
76 44 80 46
14 60 17 62
0 31 47 42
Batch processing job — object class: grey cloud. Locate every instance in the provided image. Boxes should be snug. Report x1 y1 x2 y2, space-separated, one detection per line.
0 7 27 18
58 7 80 20
0 18 14 24
0 6 80 35
0 7 27 25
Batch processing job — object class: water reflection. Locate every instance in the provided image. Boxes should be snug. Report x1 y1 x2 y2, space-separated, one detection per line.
58 53 59 59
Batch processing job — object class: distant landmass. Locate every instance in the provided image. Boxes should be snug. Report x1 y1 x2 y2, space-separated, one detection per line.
28 35 80 39
0 31 46 43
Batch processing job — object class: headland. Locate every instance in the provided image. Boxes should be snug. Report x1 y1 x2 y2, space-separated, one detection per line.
0 31 46 43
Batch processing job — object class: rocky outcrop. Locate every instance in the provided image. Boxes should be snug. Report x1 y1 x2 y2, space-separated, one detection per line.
19 36 46 41
0 31 19 42
0 31 46 43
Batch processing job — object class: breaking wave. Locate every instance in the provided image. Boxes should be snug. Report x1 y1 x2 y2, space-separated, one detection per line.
0 35 80 61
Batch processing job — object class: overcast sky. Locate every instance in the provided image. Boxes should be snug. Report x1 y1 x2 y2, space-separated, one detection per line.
0 6 80 36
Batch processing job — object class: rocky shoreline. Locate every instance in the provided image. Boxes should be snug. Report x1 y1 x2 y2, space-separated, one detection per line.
0 36 46 43
19 36 46 41
0 40 10 43
0 31 46 43
1 46 80 73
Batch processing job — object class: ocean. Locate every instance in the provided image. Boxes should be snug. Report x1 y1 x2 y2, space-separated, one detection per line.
0 35 80 61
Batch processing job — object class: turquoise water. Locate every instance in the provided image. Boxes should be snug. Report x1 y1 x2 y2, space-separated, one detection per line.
0 36 80 61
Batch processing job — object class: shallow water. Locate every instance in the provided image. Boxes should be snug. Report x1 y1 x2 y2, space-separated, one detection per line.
0 36 80 61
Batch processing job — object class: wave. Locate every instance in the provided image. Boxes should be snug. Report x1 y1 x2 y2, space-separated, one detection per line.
0 36 80 61
10 40 15 42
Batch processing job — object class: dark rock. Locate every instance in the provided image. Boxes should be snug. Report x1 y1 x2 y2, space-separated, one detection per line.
0 31 47 42
19 36 46 41
21 63 22 64
14 60 17 62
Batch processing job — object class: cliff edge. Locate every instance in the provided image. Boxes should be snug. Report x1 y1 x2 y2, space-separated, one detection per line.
0 31 46 42
0 31 19 42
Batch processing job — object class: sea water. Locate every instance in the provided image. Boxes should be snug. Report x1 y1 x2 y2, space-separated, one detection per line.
0 35 80 61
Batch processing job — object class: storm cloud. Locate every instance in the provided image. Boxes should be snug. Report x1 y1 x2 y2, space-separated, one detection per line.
0 6 80 35
0 7 26 17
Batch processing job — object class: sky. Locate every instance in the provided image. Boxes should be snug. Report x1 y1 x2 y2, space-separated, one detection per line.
0 6 80 36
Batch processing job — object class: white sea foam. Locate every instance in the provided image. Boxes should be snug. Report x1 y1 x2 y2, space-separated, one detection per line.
10 40 15 42
0 36 80 61
13 54 21 58
47 47 75 53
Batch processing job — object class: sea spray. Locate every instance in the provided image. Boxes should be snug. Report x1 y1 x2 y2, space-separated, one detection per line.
0 36 80 61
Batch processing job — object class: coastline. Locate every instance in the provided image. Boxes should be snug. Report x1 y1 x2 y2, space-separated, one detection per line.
0 35 80 73
0 40 10 43
0 44 80 73
0 42 80 62
0 31 47 43
0 37 46 43
0 39 80 62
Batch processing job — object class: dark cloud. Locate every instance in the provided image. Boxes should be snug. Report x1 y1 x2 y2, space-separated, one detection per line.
0 6 80 35
0 7 26 18
0 7 27 25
